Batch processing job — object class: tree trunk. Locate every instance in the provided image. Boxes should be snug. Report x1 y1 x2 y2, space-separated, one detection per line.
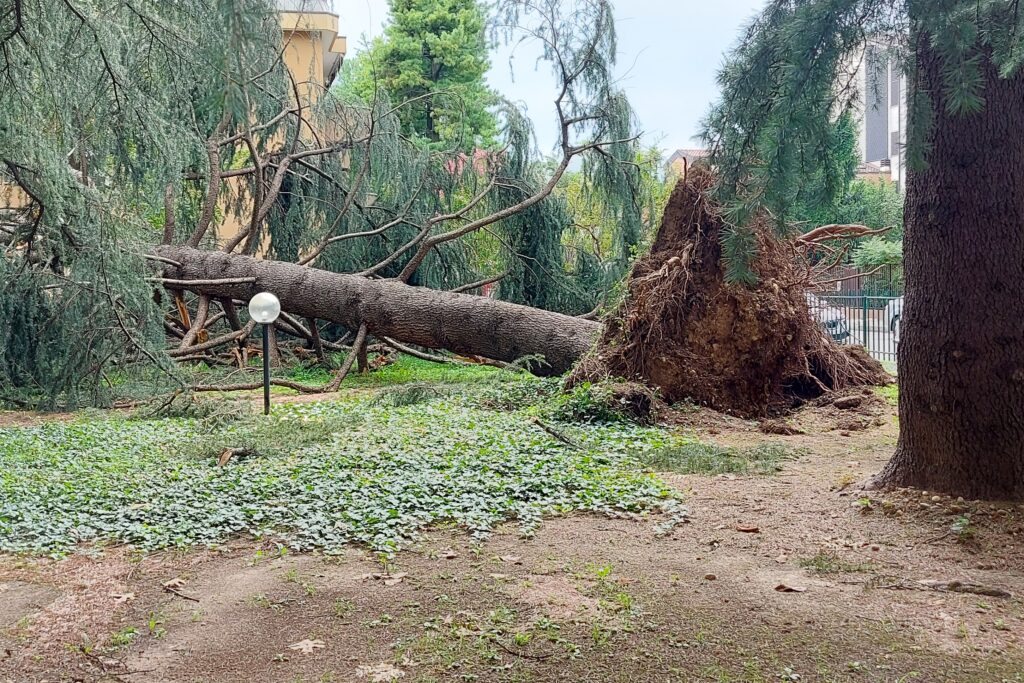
874 45 1024 500
155 246 599 375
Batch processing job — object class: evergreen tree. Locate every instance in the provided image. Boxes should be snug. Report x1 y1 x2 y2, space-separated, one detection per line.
0 0 285 407
704 0 1024 500
342 0 499 150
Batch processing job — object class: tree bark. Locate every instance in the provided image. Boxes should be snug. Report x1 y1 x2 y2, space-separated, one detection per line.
874 44 1024 500
155 246 600 375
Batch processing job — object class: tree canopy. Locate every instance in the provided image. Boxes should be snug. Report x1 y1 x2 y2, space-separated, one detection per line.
339 0 499 150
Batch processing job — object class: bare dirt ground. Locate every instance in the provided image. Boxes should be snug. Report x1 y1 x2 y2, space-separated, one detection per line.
3 395 1023 683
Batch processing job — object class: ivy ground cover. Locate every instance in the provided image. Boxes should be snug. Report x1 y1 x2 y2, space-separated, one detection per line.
0 388 686 555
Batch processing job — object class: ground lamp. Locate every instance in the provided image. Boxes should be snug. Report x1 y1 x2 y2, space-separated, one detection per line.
248 292 281 415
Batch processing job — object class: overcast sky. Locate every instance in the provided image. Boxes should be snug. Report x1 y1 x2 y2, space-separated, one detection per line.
333 0 767 155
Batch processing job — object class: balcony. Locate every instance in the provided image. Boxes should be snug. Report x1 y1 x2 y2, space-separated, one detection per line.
277 0 334 12
277 0 346 88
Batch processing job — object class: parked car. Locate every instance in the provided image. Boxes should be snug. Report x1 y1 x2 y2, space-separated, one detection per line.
884 296 904 345
806 292 851 342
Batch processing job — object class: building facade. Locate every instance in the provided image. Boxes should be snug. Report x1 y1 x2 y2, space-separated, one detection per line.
853 44 906 188
666 148 710 176
277 0 347 107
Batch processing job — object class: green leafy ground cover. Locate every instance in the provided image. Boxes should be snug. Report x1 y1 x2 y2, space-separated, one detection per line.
0 365 706 555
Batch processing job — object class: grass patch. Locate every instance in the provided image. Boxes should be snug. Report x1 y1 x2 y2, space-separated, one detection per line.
0 393 687 555
642 442 796 476
118 356 523 403
339 355 508 388
877 383 899 406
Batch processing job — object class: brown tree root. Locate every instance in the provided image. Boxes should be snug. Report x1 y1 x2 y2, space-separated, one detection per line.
570 168 889 418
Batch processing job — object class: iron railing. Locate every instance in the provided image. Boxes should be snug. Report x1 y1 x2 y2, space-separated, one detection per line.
807 292 903 365
816 263 904 297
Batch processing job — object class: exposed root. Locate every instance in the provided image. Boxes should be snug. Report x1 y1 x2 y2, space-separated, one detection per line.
570 168 889 418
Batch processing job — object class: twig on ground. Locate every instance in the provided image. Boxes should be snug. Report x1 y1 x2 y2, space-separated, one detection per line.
529 417 583 450
491 637 554 661
163 585 200 602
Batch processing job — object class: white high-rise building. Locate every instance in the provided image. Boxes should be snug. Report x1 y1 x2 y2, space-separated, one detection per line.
852 44 907 188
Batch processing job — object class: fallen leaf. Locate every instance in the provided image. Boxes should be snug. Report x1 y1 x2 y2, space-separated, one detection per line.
383 572 408 587
735 525 761 533
217 448 234 467
704 574 717 581
288 639 326 655
500 555 523 565
774 583 807 593
355 662 406 682
363 572 409 586
110 592 136 604
162 577 186 589
441 549 458 559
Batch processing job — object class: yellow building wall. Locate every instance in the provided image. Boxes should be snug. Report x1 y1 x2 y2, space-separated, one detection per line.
0 183 29 210
216 10 345 251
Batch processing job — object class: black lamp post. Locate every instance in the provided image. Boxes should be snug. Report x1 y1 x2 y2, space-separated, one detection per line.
248 292 281 415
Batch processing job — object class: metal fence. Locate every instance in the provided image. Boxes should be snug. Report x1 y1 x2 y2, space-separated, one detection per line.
815 263 904 297
807 292 902 364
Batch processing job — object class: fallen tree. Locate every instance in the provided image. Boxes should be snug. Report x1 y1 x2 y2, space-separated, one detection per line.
0 0 653 408
156 245 600 375
1 0 886 414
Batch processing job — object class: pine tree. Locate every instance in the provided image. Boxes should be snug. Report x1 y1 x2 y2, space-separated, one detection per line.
705 0 1024 500
0 0 285 407
341 0 499 150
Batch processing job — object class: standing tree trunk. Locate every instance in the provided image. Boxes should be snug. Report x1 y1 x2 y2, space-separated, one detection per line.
874 44 1024 500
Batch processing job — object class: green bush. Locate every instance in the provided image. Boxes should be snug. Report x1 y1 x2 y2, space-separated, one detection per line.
852 237 903 270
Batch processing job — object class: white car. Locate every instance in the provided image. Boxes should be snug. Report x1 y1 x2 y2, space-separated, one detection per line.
806 293 851 343
884 296 904 345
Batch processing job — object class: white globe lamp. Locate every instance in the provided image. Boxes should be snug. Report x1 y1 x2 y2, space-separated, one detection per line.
248 292 281 324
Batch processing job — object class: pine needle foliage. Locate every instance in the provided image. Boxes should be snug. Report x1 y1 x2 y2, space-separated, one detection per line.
0 0 283 407
702 0 1024 283
340 0 500 150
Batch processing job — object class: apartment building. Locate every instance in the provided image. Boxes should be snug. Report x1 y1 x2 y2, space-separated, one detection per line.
278 0 348 107
853 44 906 188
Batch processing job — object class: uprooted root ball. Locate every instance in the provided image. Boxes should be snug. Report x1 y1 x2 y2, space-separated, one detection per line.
570 167 889 417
